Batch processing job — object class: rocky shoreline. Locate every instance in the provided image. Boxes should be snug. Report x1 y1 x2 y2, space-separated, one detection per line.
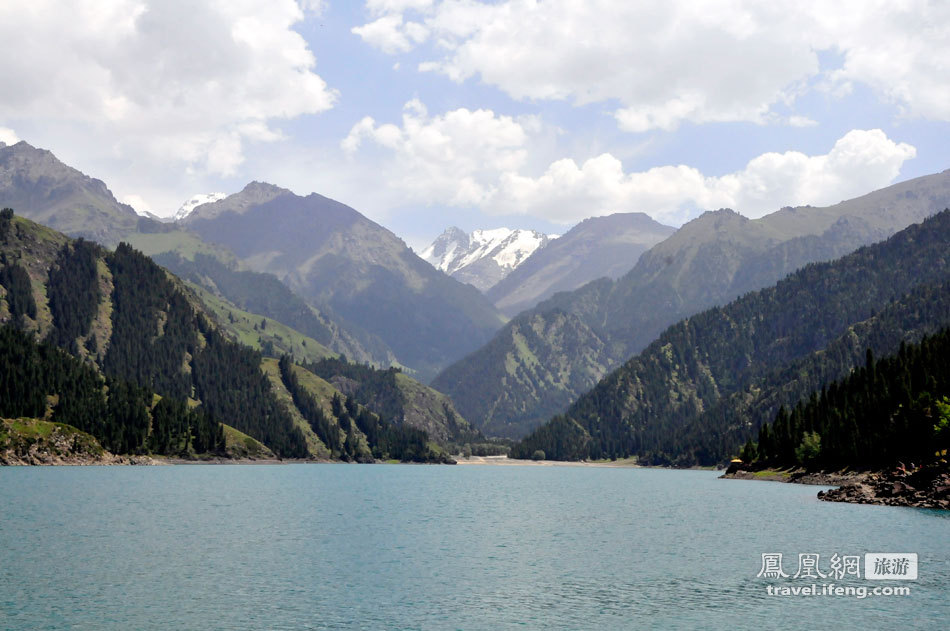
817 464 950 510
0 419 161 466
722 462 950 510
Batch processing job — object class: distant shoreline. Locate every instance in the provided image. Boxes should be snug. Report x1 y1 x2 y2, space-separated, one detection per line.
456 455 631 467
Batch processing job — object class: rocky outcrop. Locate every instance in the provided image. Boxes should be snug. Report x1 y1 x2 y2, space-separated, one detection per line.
0 418 159 465
818 463 950 510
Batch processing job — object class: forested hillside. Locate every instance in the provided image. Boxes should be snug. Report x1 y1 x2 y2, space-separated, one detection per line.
512 210 950 464
438 171 950 438
277 356 453 463
304 356 478 445
749 329 950 470
0 323 224 456
153 251 392 366
181 182 505 380
0 209 461 463
0 212 308 457
671 279 950 464
432 301 627 438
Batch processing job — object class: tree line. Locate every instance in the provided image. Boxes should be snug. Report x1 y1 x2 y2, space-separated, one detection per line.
0 212 308 458
0 324 224 455
513 210 950 465
279 355 450 462
746 329 950 469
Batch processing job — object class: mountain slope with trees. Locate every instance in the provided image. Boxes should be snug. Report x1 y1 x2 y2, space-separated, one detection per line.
512 210 950 463
750 328 949 471
437 171 950 438
153 251 393 366
0 210 467 463
181 182 506 380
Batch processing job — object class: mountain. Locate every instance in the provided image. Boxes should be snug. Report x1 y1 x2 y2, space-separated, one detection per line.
486 213 675 316
748 326 950 471
151 251 393 367
511 210 950 463
0 211 305 457
0 210 465 462
174 192 226 222
431 301 628 438
0 141 139 244
421 227 552 291
301 356 478 445
131 207 167 223
435 171 950 438
181 182 506 380
0 141 413 373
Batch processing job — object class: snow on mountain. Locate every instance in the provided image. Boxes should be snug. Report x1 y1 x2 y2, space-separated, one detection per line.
421 227 552 291
174 192 227 222
131 207 167 222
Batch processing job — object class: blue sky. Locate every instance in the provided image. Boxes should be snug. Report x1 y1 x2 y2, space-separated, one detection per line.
0 1 947 250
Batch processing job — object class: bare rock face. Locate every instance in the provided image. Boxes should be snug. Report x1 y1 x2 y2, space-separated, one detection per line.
818 463 950 510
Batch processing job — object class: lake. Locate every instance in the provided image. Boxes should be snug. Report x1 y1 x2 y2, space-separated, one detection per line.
1 465 947 630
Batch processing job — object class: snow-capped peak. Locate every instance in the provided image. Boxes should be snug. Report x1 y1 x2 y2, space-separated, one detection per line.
174 192 227 222
420 227 469 273
421 227 552 291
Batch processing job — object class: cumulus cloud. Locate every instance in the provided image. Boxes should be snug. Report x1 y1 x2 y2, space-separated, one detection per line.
0 127 18 145
0 0 336 177
344 103 916 225
343 100 529 206
355 0 950 130
505 129 915 224
352 14 428 54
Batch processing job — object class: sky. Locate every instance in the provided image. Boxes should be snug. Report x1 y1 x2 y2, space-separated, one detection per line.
0 0 948 251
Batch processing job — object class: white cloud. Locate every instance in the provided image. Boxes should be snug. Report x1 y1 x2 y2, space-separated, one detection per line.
352 15 426 54
0 127 18 145
356 0 950 130
817 0 950 121
496 129 916 224
343 100 529 206
0 0 337 177
122 194 153 216
344 103 916 225
366 0 434 15
787 116 818 128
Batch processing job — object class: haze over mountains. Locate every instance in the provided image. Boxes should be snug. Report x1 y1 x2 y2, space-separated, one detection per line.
435 170 950 438
421 213 675 316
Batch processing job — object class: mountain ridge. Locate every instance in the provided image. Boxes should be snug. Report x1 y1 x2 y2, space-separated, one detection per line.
436 170 950 438
421 226 553 291
0 141 139 244
182 183 506 380
511 209 950 463
485 212 675 316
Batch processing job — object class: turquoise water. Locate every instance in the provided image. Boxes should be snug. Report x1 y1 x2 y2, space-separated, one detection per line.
0 465 947 630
